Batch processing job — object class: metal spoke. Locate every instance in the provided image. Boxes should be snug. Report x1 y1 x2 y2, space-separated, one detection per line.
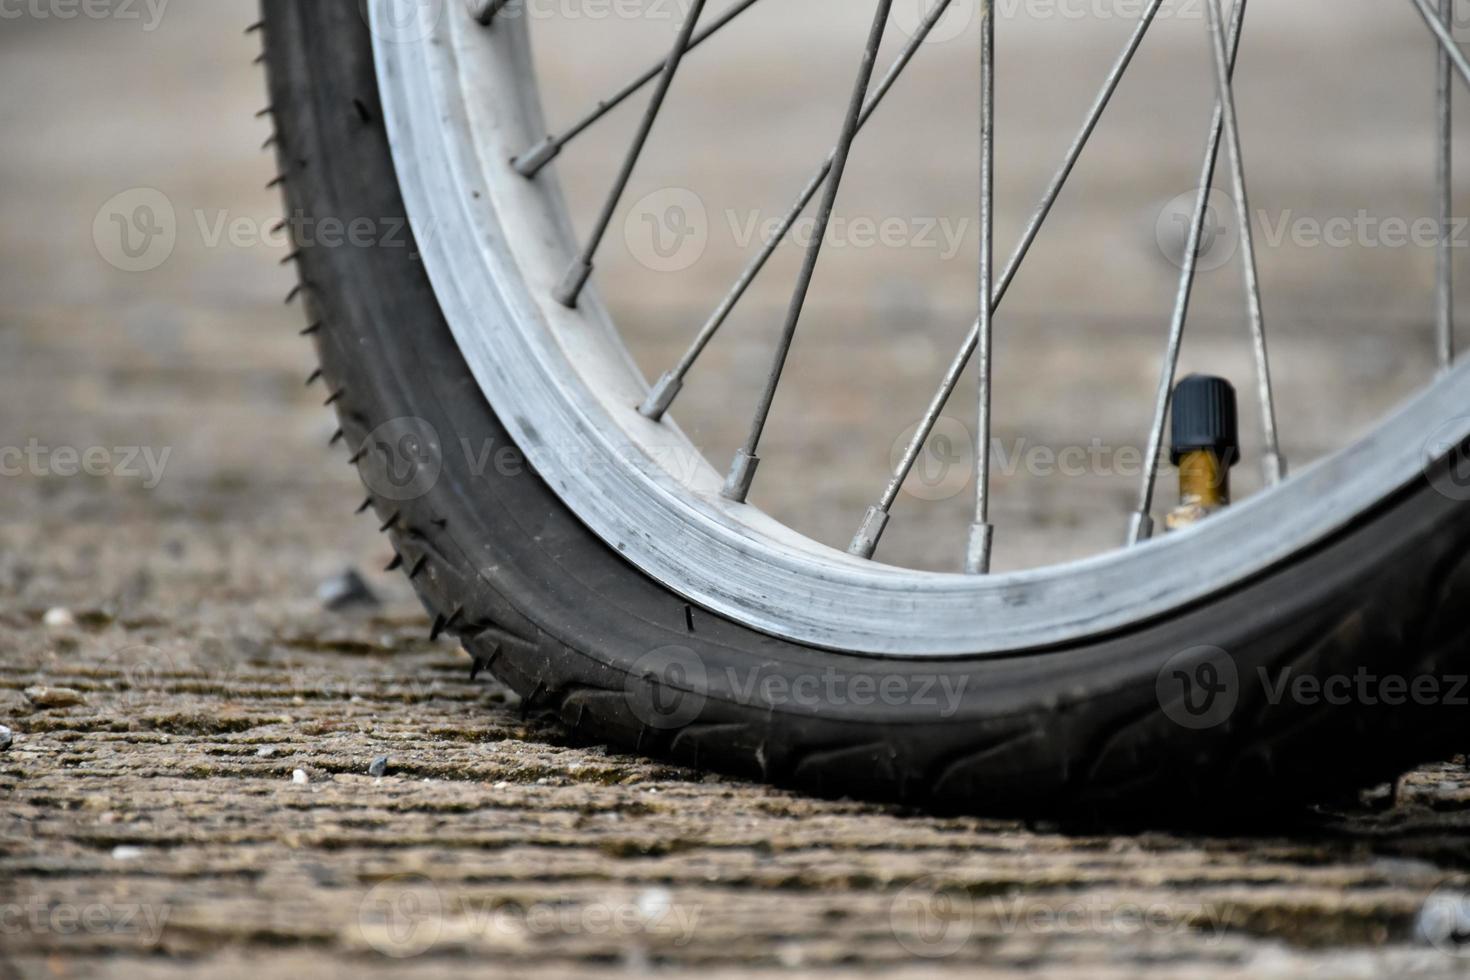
720 0 895 503
1205 0 1283 489
1438 0 1456 370
965 0 996 576
511 0 765 178
640 0 955 422
1412 0 1470 89
553 0 708 309
1410 0 1470 384
1125 0 1250 546
849 0 1168 560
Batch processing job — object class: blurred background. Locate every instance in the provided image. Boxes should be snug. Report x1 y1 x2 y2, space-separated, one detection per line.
0 0 1461 580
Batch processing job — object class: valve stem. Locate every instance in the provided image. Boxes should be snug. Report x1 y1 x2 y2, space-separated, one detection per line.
1166 374 1239 532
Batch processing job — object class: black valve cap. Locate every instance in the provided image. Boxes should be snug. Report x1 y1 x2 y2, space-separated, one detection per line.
1170 374 1239 466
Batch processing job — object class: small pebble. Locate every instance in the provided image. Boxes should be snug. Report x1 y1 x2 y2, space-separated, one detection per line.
292 769 309 785
43 607 75 629
1359 781 1397 811
110 846 143 861
0 726 12 752
24 686 86 709
368 756 389 778
256 747 276 758
317 569 380 611
636 887 672 920
1417 888 1470 954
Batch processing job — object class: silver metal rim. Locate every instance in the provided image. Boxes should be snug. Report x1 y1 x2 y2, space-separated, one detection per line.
370 1 1470 657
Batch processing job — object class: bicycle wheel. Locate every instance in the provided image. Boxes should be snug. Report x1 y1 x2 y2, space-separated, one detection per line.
255 0 1470 817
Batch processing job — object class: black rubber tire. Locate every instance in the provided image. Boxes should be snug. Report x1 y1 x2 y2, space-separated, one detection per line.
257 0 1470 820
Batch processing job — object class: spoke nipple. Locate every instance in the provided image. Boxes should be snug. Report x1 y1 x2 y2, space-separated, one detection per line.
963 522 994 576
1126 511 1155 546
848 506 891 560
721 450 760 503
1262 450 1287 486
639 372 684 421
511 136 561 179
554 259 594 309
